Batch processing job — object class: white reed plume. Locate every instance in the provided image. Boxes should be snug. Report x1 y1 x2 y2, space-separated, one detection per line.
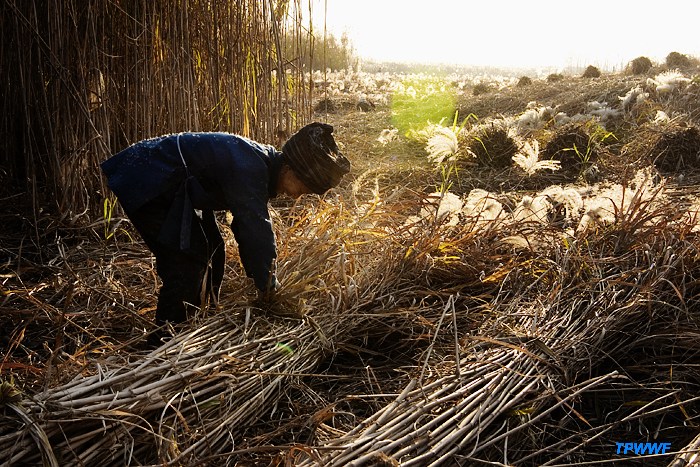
577 168 666 232
512 139 561 176
460 189 505 230
512 194 553 224
553 112 572 126
653 110 671 124
426 126 459 164
619 85 649 111
377 128 398 145
539 185 584 223
404 191 464 230
647 70 691 94
578 205 616 232
516 104 557 132
587 101 621 121
426 191 463 226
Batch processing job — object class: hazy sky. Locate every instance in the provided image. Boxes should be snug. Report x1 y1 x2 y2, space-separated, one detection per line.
308 0 700 70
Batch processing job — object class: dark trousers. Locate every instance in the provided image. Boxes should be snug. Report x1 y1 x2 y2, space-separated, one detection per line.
128 197 225 325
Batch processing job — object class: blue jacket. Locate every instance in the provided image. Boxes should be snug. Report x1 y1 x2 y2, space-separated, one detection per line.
101 132 283 291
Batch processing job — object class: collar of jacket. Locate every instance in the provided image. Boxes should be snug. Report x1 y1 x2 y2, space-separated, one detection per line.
267 149 284 199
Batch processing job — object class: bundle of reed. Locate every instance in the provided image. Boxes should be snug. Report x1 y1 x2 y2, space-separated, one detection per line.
3 176 700 465
288 187 700 465
671 431 700 466
0 191 433 465
1 314 335 466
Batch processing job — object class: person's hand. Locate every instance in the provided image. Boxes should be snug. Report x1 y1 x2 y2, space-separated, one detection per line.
253 290 303 319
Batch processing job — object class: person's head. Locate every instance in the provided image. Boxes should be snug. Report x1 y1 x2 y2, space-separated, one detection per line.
279 122 350 198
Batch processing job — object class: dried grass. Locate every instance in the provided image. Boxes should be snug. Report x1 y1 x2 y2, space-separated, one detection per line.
623 122 700 173
3 171 700 465
4 63 700 465
467 124 519 169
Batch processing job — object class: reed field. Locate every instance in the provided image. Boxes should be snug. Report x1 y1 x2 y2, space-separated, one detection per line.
3 2 700 465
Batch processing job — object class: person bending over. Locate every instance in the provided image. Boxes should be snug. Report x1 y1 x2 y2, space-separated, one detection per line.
101 122 350 342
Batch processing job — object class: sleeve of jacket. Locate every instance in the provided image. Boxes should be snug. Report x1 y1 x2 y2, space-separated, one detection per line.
222 150 279 292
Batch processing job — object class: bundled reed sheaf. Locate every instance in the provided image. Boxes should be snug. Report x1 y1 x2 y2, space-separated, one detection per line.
3 172 700 465
0 0 314 226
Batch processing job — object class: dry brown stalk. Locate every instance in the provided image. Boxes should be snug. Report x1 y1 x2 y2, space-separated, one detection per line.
3 189 700 465
4 88 700 466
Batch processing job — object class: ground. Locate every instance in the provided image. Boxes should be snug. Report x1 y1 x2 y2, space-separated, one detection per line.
2 67 700 466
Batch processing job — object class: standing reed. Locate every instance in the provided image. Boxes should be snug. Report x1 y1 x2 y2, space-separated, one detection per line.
1 0 314 231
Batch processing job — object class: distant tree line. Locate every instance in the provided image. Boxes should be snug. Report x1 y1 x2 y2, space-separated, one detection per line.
285 29 359 72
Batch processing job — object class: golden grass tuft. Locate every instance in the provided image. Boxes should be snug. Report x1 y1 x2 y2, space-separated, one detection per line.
467 124 520 169
623 122 700 173
541 122 600 177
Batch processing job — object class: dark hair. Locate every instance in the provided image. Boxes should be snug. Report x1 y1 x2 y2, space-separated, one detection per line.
282 122 351 194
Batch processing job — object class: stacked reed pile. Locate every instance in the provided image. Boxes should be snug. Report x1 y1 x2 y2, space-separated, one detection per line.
300 208 700 465
2 174 700 465
0 191 428 465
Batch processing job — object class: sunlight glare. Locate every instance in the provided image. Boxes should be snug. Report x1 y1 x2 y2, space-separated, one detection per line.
310 0 700 70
